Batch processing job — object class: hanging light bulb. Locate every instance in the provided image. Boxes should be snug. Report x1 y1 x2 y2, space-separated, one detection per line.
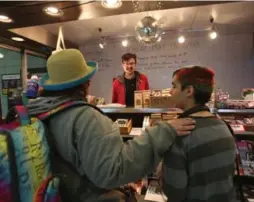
178 36 185 44
99 39 106 49
101 0 122 9
98 29 106 49
0 14 13 23
209 31 217 39
11 37 25 42
209 16 217 40
43 6 63 16
122 40 128 47
99 43 104 49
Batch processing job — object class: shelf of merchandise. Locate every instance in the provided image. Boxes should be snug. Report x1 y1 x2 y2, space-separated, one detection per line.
101 107 182 128
120 135 136 139
101 107 254 115
100 107 182 114
235 175 254 182
102 107 254 201
216 109 254 202
101 107 254 135
217 109 254 114
234 132 254 141
121 132 254 141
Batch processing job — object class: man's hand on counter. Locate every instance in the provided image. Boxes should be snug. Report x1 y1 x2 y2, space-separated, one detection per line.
167 118 196 135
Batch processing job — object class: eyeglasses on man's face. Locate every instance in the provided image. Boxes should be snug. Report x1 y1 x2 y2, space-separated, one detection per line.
123 62 135 66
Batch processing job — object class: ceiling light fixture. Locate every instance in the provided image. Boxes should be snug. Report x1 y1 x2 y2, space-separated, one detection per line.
43 6 63 16
101 0 122 9
98 28 106 49
11 37 25 42
122 40 128 47
0 53 4 59
99 43 104 49
0 15 13 23
178 36 185 44
209 16 217 40
209 31 217 40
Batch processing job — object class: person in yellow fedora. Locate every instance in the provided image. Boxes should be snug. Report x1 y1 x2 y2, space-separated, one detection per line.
27 49 195 202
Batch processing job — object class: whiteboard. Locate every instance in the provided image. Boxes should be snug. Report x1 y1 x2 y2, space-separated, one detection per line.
80 33 254 103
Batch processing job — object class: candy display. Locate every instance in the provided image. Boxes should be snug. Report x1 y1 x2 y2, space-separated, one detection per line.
242 88 254 100
143 90 151 108
215 88 254 109
134 90 143 108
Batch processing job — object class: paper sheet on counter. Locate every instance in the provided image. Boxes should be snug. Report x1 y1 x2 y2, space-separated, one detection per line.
129 128 142 136
144 183 167 202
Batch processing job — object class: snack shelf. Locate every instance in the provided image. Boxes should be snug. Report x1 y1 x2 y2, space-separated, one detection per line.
101 107 182 114
101 107 254 114
235 132 254 135
235 132 254 141
121 135 136 139
102 106 254 201
217 109 254 114
235 175 254 185
120 132 254 140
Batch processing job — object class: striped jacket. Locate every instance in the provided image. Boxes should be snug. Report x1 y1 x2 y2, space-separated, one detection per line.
162 117 236 202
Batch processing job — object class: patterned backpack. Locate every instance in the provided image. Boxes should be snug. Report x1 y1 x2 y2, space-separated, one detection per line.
0 101 93 202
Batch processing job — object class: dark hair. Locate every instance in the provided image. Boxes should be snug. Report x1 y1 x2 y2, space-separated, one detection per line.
173 66 215 105
39 83 88 98
27 72 32 79
122 53 137 63
247 143 254 151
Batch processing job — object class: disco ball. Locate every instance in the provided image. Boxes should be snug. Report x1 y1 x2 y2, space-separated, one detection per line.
135 16 162 46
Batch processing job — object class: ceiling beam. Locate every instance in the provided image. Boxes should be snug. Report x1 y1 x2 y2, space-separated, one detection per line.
10 26 77 49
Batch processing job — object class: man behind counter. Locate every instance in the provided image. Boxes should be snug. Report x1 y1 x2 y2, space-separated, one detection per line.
112 53 149 107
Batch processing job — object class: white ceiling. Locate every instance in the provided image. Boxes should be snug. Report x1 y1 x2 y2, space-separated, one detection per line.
35 2 254 44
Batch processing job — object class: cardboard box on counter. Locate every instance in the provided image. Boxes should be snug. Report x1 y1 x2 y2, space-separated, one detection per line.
116 119 132 135
150 89 175 108
150 90 162 108
143 90 151 108
134 90 143 108
242 88 254 100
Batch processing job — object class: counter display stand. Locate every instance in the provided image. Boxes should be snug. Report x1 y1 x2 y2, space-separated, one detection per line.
101 107 254 202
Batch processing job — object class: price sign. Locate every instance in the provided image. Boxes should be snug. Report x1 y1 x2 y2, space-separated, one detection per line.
230 124 245 132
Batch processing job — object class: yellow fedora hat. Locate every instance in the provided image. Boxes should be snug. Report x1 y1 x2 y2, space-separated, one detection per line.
40 49 98 91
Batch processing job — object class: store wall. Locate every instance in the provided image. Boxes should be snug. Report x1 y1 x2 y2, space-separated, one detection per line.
80 32 254 103
0 49 47 118
27 54 47 70
0 47 21 118
27 54 47 77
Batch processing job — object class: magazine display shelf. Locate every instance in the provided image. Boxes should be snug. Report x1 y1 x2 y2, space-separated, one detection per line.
217 109 254 202
101 107 254 201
